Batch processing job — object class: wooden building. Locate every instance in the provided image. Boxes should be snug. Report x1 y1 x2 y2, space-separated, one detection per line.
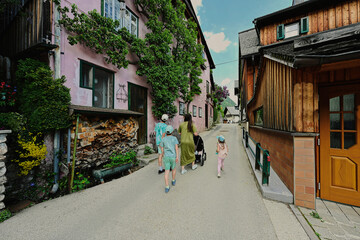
239 0 360 208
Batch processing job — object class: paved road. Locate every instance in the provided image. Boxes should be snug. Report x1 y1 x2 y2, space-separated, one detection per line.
0 124 308 240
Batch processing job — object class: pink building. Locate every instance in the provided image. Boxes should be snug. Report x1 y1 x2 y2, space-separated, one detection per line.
56 0 215 144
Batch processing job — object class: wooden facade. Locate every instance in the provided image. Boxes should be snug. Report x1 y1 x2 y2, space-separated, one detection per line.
240 0 360 208
0 0 53 57
260 0 360 45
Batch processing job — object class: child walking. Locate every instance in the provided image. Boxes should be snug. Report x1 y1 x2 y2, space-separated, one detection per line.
216 135 228 178
160 125 179 193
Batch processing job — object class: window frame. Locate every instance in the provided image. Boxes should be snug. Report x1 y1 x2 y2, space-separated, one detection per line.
199 107 202 118
192 105 197 117
254 106 264 126
276 16 309 41
179 102 185 115
79 60 115 109
102 0 139 37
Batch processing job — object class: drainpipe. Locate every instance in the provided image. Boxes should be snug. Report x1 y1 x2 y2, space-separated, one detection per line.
50 1 62 194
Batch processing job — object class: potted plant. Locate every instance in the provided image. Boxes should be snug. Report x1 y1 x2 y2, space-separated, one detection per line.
92 150 137 183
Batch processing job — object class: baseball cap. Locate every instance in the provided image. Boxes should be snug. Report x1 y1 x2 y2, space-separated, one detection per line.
217 135 225 142
165 125 174 134
161 114 169 121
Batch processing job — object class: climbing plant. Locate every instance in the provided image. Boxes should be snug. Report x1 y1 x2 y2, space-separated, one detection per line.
57 0 205 118
16 58 71 133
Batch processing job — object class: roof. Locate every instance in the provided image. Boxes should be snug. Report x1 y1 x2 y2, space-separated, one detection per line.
262 22 360 68
69 105 143 117
254 0 349 28
224 106 240 116
239 28 260 58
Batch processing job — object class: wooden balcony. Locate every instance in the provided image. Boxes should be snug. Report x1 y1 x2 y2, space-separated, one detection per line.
0 0 55 58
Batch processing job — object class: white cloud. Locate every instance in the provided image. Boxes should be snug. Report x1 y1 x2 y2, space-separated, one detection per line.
203 32 232 53
221 78 231 86
191 0 202 23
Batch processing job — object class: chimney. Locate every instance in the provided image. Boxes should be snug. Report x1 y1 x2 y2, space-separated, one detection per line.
292 0 307 5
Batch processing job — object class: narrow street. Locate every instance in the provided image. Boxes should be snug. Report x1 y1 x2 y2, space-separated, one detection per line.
0 124 308 240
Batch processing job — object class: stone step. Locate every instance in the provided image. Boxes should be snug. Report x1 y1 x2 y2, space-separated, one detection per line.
136 143 156 157
137 153 158 166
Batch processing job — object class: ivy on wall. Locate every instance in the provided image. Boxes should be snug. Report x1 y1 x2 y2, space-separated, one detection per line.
57 0 205 118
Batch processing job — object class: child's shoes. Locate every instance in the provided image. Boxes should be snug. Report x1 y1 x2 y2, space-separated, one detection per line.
165 186 170 193
172 180 176 186
217 173 221 178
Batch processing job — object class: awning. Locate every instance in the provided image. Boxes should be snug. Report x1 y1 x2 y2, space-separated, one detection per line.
69 105 143 117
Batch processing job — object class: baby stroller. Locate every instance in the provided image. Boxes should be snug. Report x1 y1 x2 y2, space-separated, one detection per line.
194 135 206 166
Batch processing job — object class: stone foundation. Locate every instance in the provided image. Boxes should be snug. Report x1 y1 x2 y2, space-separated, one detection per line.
0 130 11 210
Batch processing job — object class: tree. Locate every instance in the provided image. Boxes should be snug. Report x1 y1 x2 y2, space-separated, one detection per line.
212 84 230 107
57 0 205 119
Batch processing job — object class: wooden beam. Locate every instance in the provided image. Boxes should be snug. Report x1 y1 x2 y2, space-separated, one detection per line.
319 59 360 72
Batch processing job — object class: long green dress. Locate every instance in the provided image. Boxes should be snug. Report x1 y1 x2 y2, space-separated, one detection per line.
178 121 197 166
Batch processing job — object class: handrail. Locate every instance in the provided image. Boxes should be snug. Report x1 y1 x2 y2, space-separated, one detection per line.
242 127 270 185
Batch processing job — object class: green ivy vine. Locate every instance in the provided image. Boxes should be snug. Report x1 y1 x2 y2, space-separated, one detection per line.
56 0 205 118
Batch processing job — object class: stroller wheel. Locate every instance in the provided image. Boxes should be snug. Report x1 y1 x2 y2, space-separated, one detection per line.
201 153 206 166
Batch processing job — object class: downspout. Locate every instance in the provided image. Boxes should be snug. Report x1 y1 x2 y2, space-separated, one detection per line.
50 1 62 194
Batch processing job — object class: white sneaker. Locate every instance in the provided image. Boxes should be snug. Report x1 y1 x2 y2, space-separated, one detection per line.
217 173 221 178
192 164 198 170
181 169 187 175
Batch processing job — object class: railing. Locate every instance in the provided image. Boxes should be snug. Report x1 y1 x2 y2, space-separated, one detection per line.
242 128 271 185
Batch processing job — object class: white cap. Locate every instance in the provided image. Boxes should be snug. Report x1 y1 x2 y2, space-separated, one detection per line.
161 114 169 122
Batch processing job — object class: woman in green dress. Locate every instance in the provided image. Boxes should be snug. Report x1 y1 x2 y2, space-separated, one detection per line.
178 113 198 174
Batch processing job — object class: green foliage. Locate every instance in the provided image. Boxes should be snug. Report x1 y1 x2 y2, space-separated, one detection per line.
0 112 25 131
72 173 90 192
213 108 219 122
20 171 55 202
144 146 154 155
57 0 205 119
310 211 321 219
58 4 132 69
16 58 71 133
0 81 17 107
0 209 12 223
103 150 137 168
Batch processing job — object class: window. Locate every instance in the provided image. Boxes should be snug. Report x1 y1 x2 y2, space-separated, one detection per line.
199 107 202 118
179 102 185 115
206 81 210 95
103 0 138 37
254 107 263 126
80 61 114 109
276 16 308 40
193 105 197 117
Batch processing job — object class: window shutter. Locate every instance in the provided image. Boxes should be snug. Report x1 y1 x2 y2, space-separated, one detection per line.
300 17 309 34
277 24 285 40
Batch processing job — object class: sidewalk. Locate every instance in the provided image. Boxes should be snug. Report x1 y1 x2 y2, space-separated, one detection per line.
298 199 360 240
240 125 360 240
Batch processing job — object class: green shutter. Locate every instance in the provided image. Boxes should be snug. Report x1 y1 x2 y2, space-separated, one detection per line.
101 0 104 16
300 17 309 34
277 24 285 40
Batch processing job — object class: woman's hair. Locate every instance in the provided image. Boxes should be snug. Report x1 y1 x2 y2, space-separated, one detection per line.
218 139 225 143
184 113 193 133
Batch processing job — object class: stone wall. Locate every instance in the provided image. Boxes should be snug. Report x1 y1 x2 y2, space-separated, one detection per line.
0 130 11 210
70 116 139 169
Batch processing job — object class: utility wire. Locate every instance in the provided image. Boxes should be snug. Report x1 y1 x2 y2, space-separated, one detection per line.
214 59 238 66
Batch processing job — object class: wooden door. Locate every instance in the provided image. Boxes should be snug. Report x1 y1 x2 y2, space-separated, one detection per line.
320 84 360 206
129 83 147 144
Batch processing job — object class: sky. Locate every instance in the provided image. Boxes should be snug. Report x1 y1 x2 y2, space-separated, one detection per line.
190 0 293 103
